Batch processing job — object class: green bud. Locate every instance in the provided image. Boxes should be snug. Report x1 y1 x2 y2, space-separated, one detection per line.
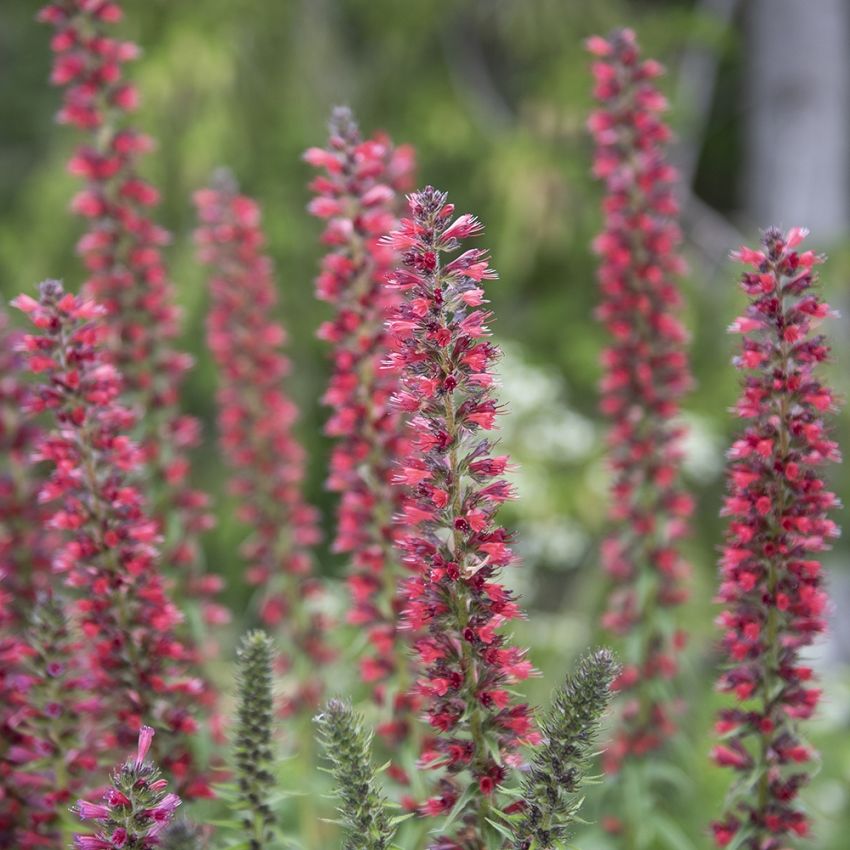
233 630 278 849
315 699 394 850
512 648 619 850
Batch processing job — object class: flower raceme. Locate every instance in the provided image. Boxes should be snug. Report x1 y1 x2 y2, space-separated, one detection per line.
12 280 209 796
38 0 222 625
306 106 418 751
586 28 693 775
0 595 93 849
711 228 841 850
194 175 334 713
72 725 181 850
384 187 537 848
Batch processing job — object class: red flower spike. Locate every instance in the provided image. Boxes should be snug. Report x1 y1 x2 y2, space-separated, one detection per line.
386 186 538 848
587 27 693 778
38 0 223 630
12 280 211 797
711 227 840 850
194 173 334 715
306 107 419 752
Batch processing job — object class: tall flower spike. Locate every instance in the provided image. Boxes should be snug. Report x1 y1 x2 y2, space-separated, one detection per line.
385 187 538 848
711 227 840 849
512 649 619 850
233 631 277 850
38 0 223 626
0 594 93 850
587 29 693 779
315 699 395 850
194 174 334 714
306 106 418 757
72 725 181 850
12 280 209 795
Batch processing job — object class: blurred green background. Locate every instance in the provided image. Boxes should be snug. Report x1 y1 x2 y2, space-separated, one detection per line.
1 1 849 848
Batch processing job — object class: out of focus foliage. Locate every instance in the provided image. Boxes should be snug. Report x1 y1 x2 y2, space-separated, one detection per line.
1 2 849 849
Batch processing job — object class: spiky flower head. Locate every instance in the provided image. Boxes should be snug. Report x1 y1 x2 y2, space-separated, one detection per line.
233 630 277 850
384 186 537 847
512 649 619 850
315 699 395 850
72 725 181 849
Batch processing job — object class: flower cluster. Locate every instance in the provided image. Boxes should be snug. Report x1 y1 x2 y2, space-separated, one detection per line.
315 699 395 850
384 187 537 847
587 29 693 773
306 106 417 747
194 175 333 712
38 0 222 623
512 649 618 850
13 280 210 796
72 725 181 850
711 227 840 849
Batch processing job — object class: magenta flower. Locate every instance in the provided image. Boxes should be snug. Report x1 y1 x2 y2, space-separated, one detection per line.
384 187 538 847
73 726 181 850
13 280 210 795
194 175 334 715
711 227 840 849
587 29 693 778
37 0 224 628
306 107 418 749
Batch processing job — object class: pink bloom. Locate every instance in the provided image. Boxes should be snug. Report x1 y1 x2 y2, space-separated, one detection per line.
712 227 840 848
134 725 154 768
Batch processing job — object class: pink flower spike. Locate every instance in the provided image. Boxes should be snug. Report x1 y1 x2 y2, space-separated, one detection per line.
712 226 840 848
306 106 419 758
588 29 693 794
195 171 334 713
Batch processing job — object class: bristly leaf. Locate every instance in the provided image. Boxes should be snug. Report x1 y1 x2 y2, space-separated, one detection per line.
314 699 395 850
511 648 619 850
